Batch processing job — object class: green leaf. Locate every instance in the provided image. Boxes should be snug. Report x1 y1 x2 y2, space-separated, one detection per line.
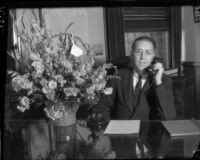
32 9 38 21
7 50 16 60
7 70 20 77
21 10 26 30
65 22 74 33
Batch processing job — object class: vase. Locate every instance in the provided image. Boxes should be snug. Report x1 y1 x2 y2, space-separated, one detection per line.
48 123 79 159
53 109 77 127
48 103 79 149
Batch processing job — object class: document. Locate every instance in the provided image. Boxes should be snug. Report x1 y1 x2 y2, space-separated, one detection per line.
104 120 140 134
162 119 200 137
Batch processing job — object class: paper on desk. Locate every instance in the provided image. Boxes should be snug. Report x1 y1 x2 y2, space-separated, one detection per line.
162 119 200 137
104 120 140 134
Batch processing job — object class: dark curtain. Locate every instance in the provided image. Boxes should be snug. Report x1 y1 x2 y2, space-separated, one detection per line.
169 6 182 75
105 7 126 61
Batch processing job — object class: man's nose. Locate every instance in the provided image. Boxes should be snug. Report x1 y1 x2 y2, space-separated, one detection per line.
140 52 145 59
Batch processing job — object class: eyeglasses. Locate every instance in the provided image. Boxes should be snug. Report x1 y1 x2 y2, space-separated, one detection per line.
133 50 154 57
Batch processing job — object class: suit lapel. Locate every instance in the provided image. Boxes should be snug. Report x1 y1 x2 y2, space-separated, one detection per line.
121 70 152 114
132 76 150 113
141 78 150 96
122 70 134 113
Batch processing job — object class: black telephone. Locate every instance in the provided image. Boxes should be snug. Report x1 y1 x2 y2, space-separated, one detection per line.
143 57 163 76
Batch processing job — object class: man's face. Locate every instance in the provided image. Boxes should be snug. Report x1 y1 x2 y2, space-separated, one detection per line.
131 40 155 72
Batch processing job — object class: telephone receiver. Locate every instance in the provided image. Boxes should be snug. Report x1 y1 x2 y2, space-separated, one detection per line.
143 57 163 76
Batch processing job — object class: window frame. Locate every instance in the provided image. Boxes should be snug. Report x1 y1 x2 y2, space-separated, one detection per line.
105 6 181 73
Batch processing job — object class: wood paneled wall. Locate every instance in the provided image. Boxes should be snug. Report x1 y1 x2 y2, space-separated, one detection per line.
182 62 200 119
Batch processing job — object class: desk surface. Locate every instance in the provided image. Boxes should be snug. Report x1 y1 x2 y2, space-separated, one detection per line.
4 120 200 159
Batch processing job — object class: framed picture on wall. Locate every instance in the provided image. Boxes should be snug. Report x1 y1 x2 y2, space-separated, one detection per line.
193 5 200 23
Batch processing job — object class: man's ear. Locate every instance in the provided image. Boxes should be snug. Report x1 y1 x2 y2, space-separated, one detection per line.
130 50 134 57
152 52 156 59
152 51 156 57
129 56 135 68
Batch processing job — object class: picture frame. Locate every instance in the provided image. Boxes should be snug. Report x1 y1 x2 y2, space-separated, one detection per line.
193 5 200 23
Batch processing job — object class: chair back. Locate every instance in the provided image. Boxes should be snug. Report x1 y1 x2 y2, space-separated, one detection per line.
109 56 131 69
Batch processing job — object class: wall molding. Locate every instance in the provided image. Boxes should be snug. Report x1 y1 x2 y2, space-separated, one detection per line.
182 61 200 67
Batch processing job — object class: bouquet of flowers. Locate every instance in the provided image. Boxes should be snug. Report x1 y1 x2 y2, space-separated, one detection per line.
7 10 116 121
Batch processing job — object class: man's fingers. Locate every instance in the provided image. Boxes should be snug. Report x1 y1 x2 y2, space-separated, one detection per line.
153 62 164 71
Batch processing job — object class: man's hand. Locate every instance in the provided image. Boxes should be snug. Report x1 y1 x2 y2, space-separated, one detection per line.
153 62 164 85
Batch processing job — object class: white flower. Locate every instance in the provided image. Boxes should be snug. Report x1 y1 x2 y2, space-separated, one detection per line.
11 76 24 92
70 44 83 57
80 65 87 76
11 75 33 91
87 93 95 100
48 80 57 90
20 96 30 106
73 71 81 79
27 89 33 95
98 73 104 80
76 78 85 85
17 105 27 112
54 111 63 119
60 58 72 71
30 53 40 61
32 61 44 74
86 85 95 95
42 86 51 94
46 92 55 101
54 75 63 81
40 78 48 87
86 64 92 73
64 87 79 97
24 81 33 90
59 80 66 87
54 75 66 87
104 87 113 95
95 80 106 91
72 88 79 97
44 107 63 120
17 96 30 112
44 107 55 120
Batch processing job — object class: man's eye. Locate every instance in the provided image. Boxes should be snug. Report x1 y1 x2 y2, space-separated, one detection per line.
145 52 152 56
135 51 142 54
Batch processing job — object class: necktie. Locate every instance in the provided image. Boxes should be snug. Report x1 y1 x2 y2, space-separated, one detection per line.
135 75 142 92
133 75 142 107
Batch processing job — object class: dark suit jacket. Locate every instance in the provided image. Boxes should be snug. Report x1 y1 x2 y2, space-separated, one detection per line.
95 68 176 121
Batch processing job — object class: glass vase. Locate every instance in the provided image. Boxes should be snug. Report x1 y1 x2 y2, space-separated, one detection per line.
48 103 79 148
48 123 79 159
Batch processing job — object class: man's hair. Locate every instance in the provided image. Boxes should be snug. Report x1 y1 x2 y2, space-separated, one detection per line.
131 36 157 50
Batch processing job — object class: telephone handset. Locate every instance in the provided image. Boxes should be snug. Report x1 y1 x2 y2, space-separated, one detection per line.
143 57 162 76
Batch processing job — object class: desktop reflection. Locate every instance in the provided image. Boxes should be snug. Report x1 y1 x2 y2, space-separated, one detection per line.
140 121 173 158
3 120 200 159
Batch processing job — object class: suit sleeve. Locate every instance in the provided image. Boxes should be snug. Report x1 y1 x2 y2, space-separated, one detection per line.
154 75 176 120
93 78 117 122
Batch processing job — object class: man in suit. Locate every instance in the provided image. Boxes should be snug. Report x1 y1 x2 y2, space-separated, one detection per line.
95 36 176 121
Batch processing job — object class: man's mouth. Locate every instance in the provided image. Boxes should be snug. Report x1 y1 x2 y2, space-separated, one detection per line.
139 62 147 65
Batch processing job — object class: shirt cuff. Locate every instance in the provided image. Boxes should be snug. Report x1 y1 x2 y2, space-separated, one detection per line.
155 80 162 86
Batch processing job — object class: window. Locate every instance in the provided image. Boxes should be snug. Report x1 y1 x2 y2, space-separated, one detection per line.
123 7 170 69
105 6 181 71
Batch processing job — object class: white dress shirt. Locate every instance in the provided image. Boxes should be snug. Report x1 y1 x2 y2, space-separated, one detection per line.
133 71 147 90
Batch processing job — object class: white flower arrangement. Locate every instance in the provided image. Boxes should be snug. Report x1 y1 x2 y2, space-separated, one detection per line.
7 10 116 121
